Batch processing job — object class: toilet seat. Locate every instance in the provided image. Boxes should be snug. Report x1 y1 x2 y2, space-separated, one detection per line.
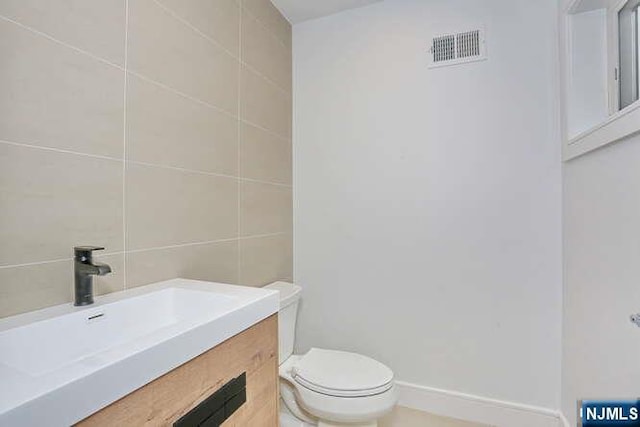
292 348 394 397
279 350 398 425
294 383 398 425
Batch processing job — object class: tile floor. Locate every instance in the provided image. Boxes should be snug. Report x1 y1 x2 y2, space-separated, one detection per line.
379 406 490 427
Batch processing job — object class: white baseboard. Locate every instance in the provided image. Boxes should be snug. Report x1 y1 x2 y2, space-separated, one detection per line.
559 413 571 427
396 381 564 427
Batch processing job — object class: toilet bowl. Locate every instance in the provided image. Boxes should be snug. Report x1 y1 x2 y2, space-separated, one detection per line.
265 282 398 427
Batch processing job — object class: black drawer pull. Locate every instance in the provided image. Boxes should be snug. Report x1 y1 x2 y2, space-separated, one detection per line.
173 372 247 427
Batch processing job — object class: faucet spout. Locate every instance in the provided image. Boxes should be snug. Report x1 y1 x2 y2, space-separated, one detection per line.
75 261 112 276
74 246 112 306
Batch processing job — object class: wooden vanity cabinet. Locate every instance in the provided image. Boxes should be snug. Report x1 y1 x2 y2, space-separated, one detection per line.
76 315 279 426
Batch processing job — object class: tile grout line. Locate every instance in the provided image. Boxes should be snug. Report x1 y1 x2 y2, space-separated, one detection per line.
127 233 289 254
128 70 291 142
237 232 290 241
1 10 291 127
242 117 291 143
0 139 123 162
237 1 243 285
127 239 238 255
131 66 289 135
239 1 291 52
0 140 292 188
128 159 239 180
241 176 292 188
0 233 291 270
229 0 290 50
122 0 130 291
130 67 291 141
0 2 293 283
0 14 125 72
0 257 76 270
125 69 236 118
128 160 293 187
151 0 237 57
152 0 290 89
243 118 291 143
151 0 291 96
242 62 290 98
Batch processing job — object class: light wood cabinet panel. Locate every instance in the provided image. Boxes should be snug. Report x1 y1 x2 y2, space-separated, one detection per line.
76 315 278 426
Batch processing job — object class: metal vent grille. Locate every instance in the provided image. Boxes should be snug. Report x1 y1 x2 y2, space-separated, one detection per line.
432 34 456 63
456 30 481 58
429 29 486 68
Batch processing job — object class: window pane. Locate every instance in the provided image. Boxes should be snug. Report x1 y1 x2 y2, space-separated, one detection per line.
619 1 640 109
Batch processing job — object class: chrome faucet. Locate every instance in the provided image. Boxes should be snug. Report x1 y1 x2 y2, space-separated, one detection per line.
74 246 112 306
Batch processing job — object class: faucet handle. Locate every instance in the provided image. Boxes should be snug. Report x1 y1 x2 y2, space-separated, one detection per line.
74 246 105 259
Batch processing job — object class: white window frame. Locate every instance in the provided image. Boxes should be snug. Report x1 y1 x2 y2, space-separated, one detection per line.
563 0 640 160
612 0 640 110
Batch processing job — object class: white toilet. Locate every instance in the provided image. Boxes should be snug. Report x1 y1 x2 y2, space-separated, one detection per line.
265 282 398 427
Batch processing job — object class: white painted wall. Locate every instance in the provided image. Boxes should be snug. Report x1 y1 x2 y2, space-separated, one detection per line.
562 135 640 425
293 0 562 410
559 1 640 423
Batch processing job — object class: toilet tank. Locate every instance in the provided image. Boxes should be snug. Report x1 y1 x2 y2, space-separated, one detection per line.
265 281 301 364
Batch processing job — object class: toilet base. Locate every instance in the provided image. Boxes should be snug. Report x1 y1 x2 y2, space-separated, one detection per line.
318 422 376 427
280 409 314 427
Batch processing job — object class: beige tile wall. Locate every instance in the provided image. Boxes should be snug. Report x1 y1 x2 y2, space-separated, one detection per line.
0 0 292 318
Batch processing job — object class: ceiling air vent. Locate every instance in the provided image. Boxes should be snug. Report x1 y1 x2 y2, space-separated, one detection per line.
428 29 487 68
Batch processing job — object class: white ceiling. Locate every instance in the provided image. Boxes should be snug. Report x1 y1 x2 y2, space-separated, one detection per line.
270 0 383 24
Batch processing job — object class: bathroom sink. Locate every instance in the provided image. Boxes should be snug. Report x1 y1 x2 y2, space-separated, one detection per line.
0 287 237 376
0 279 279 426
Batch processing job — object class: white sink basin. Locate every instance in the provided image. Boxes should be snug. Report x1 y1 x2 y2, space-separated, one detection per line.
0 279 279 426
0 287 235 377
